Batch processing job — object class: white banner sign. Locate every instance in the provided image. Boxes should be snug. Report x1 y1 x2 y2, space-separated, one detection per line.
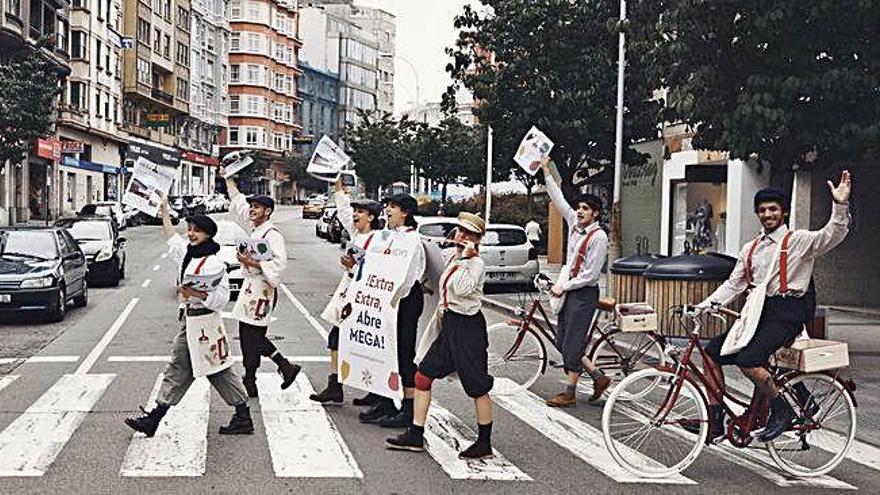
122 157 175 217
224 155 254 178
513 126 554 176
307 135 352 182
337 231 419 401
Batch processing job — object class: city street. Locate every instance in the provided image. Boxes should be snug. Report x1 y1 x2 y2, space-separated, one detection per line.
1 205 878 494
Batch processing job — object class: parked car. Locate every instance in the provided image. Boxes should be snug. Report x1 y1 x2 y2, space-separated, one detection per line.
303 197 325 219
0 227 89 322
316 206 337 238
205 194 229 213
79 201 125 230
56 216 127 286
415 217 538 286
132 207 180 226
123 204 141 227
184 195 207 216
213 220 248 300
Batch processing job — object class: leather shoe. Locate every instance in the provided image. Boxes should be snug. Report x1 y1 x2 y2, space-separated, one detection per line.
359 400 397 423
588 375 613 402
757 395 796 442
379 409 413 428
546 392 576 408
458 439 494 460
353 392 382 407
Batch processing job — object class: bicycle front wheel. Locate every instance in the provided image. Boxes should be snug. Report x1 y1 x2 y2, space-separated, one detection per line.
589 329 667 400
486 322 546 396
602 368 708 478
767 373 856 477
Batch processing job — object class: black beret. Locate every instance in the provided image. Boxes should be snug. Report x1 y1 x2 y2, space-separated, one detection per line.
575 193 603 212
247 195 275 210
384 194 418 216
753 187 788 212
186 214 218 237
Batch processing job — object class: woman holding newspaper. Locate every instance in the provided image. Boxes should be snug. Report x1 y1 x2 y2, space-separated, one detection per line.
311 177 384 405
222 168 301 398
124 199 254 436
386 213 496 459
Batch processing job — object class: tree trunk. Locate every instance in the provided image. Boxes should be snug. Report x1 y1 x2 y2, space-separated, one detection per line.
441 181 448 203
526 184 534 216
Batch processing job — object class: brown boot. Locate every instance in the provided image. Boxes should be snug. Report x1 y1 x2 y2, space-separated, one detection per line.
546 392 576 408
588 375 613 402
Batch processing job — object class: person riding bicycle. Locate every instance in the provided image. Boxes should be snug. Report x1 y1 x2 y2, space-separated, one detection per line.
540 158 611 407
696 171 851 443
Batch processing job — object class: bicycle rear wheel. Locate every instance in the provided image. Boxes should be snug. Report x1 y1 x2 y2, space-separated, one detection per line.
589 329 667 400
486 322 546 396
767 373 856 477
602 368 707 478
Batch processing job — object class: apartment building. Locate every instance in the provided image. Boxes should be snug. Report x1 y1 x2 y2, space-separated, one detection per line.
222 0 303 195
0 0 71 224
120 0 191 193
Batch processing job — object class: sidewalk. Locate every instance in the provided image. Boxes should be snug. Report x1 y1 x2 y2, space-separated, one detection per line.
482 261 880 447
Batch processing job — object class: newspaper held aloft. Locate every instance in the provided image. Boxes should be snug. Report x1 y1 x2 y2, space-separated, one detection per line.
224 154 254 178
122 157 175 217
307 135 352 182
513 126 554 176
181 271 224 293
237 237 273 262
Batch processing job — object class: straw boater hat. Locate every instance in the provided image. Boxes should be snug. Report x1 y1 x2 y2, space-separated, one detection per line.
457 212 485 235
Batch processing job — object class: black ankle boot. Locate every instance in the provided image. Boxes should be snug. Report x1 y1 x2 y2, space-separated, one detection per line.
309 374 344 405
278 359 301 390
758 395 796 442
124 404 169 437
353 392 381 407
458 439 493 460
219 404 255 435
380 399 413 428
385 426 425 452
359 399 397 423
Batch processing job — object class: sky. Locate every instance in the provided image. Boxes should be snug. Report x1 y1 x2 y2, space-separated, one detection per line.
354 0 474 114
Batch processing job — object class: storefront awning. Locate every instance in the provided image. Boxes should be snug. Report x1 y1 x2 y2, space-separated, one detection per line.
61 155 119 175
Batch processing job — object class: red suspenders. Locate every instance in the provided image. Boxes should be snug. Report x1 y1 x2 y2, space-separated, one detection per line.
569 228 600 277
745 231 795 293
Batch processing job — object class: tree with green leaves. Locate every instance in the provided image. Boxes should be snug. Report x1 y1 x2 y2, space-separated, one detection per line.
345 109 413 197
444 0 664 202
279 150 325 200
652 0 879 178
413 117 486 202
0 43 64 172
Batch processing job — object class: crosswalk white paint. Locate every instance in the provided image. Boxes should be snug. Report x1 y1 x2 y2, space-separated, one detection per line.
120 375 211 477
0 356 80 365
258 373 362 478
105 355 330 363
424 404 531 481
492 378 695 485
153 265 161 271
0 375 18 393
0 373 115 476
603 385 857 490
74 298 139 375
279 283 329 340
141 279 151 288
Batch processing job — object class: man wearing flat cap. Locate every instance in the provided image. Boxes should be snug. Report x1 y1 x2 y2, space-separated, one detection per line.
223 169 300 398
696 171 852 443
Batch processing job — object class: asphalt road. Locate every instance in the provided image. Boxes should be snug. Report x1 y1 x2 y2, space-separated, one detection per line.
1 205 878 494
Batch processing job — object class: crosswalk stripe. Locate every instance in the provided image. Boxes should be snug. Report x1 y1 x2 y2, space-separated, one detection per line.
0 373 115 476
258 373 363 478
423 404 532 481
105 355 330 363
492 378 696 484
120 375 210 477
601 384 856 490
0 356 80 365
0 375 19 393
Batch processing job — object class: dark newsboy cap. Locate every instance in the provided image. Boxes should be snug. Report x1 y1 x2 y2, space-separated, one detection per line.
186 214 218 237
384 193 418 215
247 195 275 210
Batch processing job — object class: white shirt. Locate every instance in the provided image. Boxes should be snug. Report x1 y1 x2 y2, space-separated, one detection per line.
525 220 542 242
439 250 485 316
229 193 287 288
704 202 850 306
166 235 229 312
546 177 608 291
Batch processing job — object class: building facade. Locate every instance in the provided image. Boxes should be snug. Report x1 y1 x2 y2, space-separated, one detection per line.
223 0 303 195
0 0 71 225
297 62 339 157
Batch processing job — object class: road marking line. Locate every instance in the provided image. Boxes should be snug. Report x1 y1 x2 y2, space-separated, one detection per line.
279 284 328 340
141 279 151 288
74 298 139 375
0 373 115 476
603 385 856 490
492 378 695 484
152 265 161 271
258 372 362 478
120 375 210 477
424 403 531 481
160 253 168 259
0 356 80 365
0 376 18 393
106 355 330 363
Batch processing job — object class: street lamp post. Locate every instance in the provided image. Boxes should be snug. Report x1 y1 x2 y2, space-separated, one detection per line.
609 0 627 289
380 53 421 194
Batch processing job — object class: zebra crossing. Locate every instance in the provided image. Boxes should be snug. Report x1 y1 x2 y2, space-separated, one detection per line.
0 366 874 488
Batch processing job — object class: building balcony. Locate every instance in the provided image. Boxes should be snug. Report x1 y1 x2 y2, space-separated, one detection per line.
151 87 174 105
120 122 151 139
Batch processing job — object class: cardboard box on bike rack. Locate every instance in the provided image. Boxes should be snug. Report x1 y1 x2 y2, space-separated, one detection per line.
615 302 658 332
774 339 849 372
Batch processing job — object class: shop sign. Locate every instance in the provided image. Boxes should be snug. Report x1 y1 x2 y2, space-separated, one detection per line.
145 113 171 127
124 140 180 168
61 155 120 175
60 140 85 154
181 150 219 167
33 137 61 161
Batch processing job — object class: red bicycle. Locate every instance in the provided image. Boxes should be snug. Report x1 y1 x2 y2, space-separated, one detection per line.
486 274 668 396
602 304 857 478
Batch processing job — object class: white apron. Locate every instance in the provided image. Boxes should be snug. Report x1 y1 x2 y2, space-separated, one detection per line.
185 311 233 377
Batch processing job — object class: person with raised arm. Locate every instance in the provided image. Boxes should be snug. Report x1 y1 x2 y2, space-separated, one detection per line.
124 198 254 436
541 158 611 407
222 168 300 398
311 177 383 405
